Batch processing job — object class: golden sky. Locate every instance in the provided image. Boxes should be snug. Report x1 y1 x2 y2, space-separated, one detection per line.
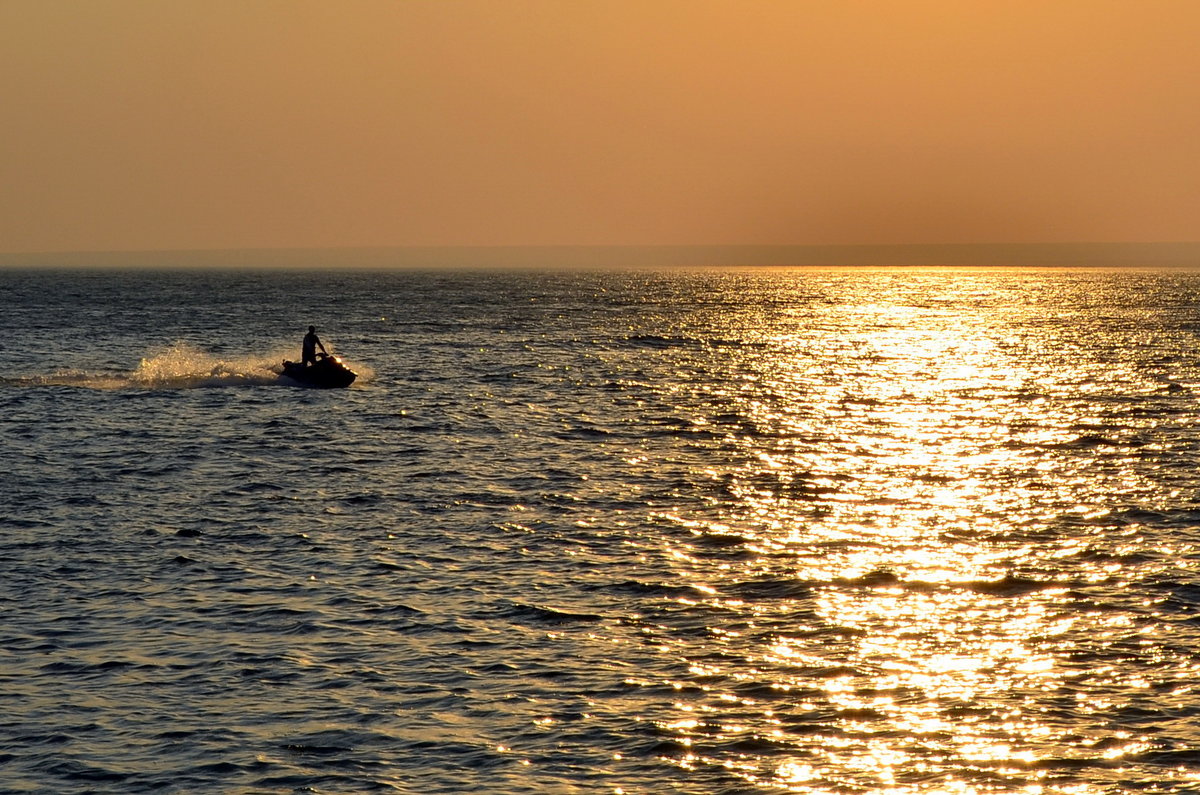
1 0 1197 253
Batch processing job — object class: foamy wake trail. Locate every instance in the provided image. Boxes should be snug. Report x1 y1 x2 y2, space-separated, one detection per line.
131 343 286 387
0 371 132 390
2 342 367 389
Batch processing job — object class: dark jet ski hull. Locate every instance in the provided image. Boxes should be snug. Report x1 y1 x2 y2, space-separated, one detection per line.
281 355 357 389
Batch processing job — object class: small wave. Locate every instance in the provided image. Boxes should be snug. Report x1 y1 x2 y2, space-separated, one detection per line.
593 579 711 599
963 575 1066 596
691 532 754 549
1133 747 1200 765
624 333 762 350
835 569 902 588
1057 434 1142 449
625 334 702 349
725 576 813 601
38 760 130 786
1109 507 1200 527
828 570 1070 596
495 600 605 625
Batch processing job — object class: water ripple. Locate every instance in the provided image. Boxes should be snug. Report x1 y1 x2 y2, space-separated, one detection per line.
4 267 1200 792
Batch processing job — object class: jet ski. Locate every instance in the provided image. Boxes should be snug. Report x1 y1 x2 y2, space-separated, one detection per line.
280 353 357 388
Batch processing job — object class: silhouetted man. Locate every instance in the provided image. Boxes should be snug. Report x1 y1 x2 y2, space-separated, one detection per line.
302 326 327 367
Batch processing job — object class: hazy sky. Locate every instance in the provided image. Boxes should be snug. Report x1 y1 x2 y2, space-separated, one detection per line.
2 0 1198 253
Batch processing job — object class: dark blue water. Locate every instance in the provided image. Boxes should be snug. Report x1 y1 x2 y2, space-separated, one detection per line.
5 266 1200 793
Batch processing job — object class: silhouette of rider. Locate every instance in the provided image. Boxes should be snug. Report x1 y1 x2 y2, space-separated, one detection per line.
302 326 327 367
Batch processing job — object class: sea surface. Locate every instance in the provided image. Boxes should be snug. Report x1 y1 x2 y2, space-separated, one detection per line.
4 265 1200 794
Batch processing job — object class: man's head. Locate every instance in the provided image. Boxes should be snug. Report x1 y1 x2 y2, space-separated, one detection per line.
308 326 316 334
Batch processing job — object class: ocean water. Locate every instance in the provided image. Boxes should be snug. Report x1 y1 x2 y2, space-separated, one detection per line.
4 265 1200 794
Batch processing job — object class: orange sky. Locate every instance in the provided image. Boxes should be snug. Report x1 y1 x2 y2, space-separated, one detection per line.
1 0 1197 253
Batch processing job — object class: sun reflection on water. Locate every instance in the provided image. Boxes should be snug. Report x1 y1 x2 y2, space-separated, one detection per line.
634 272 1200 792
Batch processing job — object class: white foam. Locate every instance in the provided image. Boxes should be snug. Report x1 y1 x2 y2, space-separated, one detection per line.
132 342 284 387
3 342 368 390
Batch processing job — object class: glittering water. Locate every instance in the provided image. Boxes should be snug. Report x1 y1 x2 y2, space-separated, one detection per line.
4 266 1200 794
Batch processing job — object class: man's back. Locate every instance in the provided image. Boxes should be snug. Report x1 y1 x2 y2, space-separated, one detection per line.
302 328 322 364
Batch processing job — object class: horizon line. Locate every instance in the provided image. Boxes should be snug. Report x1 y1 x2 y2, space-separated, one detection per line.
3 241 1200 269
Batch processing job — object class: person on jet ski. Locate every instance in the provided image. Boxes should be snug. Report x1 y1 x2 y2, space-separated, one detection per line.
302 326 328 367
